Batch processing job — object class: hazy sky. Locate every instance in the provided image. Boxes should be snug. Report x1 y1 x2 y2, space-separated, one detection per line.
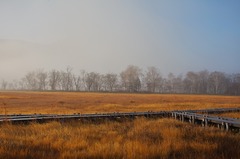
0 0 240 80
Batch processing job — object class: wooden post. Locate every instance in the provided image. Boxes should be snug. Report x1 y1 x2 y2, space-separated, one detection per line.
221 122 225 130
192 116 195 124
189 116 192 123
205 119 208 127
201 119 205 127
225 123 229 131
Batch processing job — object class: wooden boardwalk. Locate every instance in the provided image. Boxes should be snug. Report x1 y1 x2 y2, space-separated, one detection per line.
1 107 240 132
171 111 240 132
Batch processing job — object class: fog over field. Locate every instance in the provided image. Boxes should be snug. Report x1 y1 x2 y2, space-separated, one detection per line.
0 0 240 80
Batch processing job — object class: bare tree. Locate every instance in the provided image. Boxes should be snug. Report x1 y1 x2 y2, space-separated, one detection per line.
231 73 240 95
73 74 81 91
85 72 101 91
4 66 240 95
49 69 61 91
208 71 227 94
120 65 142 92
144 66 162 93
93 74 104 91
198 70 209 94
158 78 166 93
79 70 88 91
172 75 183 93
183 71 199 94
103 73 118 92
36 69 48 90
224 73 240 95
24 71 38 90
1 80 8 90
165 73 175 93
59 67 74 91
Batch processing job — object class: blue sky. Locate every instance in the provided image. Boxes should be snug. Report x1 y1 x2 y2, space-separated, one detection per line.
0 0 239 80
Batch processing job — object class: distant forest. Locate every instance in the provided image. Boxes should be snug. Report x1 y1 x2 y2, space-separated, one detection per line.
1 65 240 95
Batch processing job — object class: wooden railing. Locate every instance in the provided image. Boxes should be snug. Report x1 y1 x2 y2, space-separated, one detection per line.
0 107 239 132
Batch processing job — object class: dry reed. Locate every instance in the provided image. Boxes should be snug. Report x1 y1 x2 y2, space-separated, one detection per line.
0 91 239 159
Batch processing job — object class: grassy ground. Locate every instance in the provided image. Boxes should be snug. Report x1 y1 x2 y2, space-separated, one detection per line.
0 91 239 114
0 118 240 159
0 91 239 159
217 112 240 118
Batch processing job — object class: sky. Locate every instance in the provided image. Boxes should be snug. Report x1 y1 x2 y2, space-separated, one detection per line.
0 0 240 80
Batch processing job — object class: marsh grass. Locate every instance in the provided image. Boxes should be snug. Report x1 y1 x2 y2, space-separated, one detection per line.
0 118 239 159
0 91 239 114
217 112 240 119
0 92 240 158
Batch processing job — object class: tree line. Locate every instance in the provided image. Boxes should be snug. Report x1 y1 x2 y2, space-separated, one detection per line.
1 65 240 95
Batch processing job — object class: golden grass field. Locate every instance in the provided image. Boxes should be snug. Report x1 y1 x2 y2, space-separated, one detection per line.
1 118 240 159
0 91 240 159
0 91 240 114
